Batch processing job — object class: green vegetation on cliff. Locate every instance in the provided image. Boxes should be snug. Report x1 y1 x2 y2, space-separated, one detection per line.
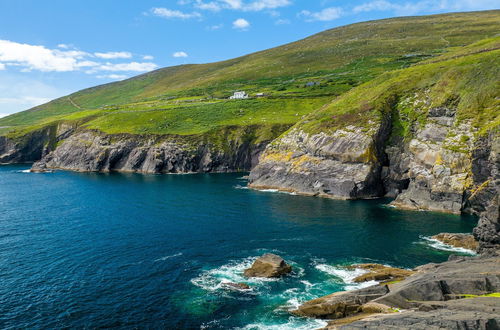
298 36 500 137
0 10 499 141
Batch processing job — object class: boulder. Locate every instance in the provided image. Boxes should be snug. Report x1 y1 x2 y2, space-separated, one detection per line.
348 264 415 283
431 233 479 251
243 254 292 278
292 284 389 319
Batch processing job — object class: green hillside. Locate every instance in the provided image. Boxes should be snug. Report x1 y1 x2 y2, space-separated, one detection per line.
1 10 499 139
296 36 500 138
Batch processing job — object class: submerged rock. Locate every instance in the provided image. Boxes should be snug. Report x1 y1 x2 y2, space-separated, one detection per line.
431 233 479 251
243 254 292 278
222 282 251 291
348 264 415 283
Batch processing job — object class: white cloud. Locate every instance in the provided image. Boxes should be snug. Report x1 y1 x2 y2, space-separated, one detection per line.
299 7 343 21
57 43 70 49
233 18 250 29
0 39 158 75
97 62 158 72
173 51 189 58
96 74 128 80
143 55 154 60
0 39 86 72
94 51 132 59
275 18 290 25
191 0 291 12
151 7 202 19
207 23 224 30
352 0 499 16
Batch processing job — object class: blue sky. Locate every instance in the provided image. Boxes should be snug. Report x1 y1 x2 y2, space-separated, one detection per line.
0 0 498 116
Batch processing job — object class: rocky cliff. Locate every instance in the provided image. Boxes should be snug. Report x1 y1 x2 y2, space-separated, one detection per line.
2 123 288 174
249 41 500 250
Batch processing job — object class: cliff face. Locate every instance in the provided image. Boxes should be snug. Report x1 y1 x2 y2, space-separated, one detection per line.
25 124 285 174
249 108 499 250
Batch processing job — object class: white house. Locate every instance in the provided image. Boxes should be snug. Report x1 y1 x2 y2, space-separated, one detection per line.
229 91 248 99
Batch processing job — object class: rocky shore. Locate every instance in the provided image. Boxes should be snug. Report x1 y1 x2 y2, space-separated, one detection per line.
294 253 500 329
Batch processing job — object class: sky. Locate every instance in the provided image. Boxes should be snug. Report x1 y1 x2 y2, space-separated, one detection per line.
0 0 498 117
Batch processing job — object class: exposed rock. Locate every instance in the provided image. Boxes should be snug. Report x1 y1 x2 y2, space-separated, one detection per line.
249 119 390 199
348 264 415 283
373 255 500 309
292 285 389 319
243 254 292 278
222 282 251 291
337 297 500 329
431 233 479 251
296 255 500 329
30 126 282 174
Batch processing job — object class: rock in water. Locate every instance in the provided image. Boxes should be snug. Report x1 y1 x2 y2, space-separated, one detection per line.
348 264 415 283
431 233 479 251
222 282 251 291
244 254 292 278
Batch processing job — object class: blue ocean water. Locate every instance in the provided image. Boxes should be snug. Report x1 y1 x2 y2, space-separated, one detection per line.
0 165 477 329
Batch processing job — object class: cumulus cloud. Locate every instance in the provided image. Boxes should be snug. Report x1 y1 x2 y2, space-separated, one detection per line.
173 51 189 58
143 55 154 60
233 18 250 29
0 40 87 72
151 7 202 19
0 39 158 75
187 0 291 12
94 51 132 59
299 7 343 21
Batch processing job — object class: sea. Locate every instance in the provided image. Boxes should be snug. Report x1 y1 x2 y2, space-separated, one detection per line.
0 165 477 329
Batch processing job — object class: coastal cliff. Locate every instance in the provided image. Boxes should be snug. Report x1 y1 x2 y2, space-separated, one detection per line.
2 124 288 173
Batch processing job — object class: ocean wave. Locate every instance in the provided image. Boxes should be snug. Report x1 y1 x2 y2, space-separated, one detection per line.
190 257 278 293
153 252 183 262
314 263 378 290
239 318 328 330
257 188 297 196
420 236 477 255
234 185 249 190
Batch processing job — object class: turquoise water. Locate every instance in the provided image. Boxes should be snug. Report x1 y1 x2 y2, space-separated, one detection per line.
0 165 477 329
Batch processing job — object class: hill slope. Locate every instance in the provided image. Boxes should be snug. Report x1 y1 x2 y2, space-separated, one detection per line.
1 10 499 138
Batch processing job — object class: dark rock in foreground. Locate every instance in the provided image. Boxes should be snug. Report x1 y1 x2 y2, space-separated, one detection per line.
295 254 500 329
244 254 292 278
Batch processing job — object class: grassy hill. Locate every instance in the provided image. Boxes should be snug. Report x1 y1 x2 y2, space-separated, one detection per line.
1 10 499 139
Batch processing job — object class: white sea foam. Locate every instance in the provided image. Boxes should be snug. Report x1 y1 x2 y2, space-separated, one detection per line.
234 185 249 190
239 318 328 330
19 169 31 173
314 263 379 290
420 236 476 255
190 257 278 293
153 252 183 262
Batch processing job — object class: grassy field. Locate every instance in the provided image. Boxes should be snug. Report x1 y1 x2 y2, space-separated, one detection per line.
0 10 499 140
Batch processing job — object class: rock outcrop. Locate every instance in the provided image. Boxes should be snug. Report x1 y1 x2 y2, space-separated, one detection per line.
29 125 284 173
295 254 500 329
244 254 292 278
431 233 479 251
249 119 390 199
348 264 415 283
